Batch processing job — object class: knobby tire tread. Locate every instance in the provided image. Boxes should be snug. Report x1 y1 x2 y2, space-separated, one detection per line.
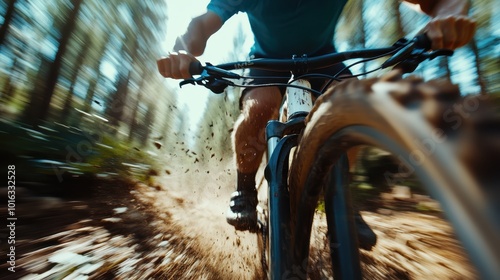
288 71 500 279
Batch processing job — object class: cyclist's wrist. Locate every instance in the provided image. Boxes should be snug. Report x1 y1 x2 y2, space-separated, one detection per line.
173 35 188 52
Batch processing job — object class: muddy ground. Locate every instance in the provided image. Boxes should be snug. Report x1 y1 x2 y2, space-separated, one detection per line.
0 160 477 279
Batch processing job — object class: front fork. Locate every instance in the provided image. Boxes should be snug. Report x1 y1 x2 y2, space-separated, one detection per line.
264 79 313 278
267 78 313 162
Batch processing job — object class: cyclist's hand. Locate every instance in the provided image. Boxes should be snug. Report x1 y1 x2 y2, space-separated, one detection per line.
424 15 476 50
157 51 198 79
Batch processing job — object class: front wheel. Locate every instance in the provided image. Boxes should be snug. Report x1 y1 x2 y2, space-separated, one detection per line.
289 71 500 279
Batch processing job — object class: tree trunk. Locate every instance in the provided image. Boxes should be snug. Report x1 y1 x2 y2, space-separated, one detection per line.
438 56 452 81
22 0 83 126
0 0 17 46
141 102 156 147
469 38 488 95
128 78 145 142
106 38 139 128
61 33 91 121
1 58 18 101
353 0 367 77
392 0 404 39
82 72 101 113
356 0 367 75
107 70 130 127
82 34 110 114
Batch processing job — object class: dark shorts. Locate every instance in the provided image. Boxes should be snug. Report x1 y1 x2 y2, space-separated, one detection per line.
240 46 352 108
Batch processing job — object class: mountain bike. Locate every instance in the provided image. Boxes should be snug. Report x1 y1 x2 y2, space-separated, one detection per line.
180 35 500 280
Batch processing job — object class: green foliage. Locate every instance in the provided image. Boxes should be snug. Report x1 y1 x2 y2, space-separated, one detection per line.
0 119 157 198
77 135 156 182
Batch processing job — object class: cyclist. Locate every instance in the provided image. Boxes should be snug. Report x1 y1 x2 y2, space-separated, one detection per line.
157 0 476 250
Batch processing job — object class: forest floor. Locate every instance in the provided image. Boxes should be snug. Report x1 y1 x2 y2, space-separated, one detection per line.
0 159 477 280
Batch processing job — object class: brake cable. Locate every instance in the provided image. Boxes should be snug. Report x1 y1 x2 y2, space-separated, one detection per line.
179 36 453 95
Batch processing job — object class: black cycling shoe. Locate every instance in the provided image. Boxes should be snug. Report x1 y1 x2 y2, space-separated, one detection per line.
355 212 377 251
226 189 258 231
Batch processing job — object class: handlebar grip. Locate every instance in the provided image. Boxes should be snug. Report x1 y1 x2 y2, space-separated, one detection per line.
189 61 203 75
414 33 432 50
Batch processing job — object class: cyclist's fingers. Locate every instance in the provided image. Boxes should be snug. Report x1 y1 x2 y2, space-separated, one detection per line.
425 20 445 50
157 57 172 78
453 17 469 49
429 16 459 49
443 16 476 49
168 52 197 79
178 51 196 79
440 17 459 49
168 53 183 79
427 16 477 50
457 17 477 47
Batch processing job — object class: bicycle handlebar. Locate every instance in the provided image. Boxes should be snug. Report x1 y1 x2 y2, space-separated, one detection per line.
188 46 400 75
189 34 433 76
182 34 452 93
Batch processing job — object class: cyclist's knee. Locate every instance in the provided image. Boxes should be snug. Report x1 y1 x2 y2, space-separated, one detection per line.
241 87 281 119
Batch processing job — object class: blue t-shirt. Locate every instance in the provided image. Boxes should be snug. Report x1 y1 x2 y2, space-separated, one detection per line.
207 0 348 58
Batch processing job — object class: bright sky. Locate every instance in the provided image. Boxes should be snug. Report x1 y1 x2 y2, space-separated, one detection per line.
163 0 252 127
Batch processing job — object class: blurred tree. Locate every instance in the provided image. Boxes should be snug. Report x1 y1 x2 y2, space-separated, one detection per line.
82 32 111 113
436 56 452 81
0 0 42 112
336 0 367 74
469 38 488 94
141 100 157 146
60 31 91 121
1 57 18 101
128 75 145 142
391 0 404 39
0 0 18 46
470 0 499 94
21 0 83 126
106 1 167 136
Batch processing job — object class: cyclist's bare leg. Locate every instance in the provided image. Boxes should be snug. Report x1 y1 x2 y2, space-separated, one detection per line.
234 87 281 184
226 86 282 229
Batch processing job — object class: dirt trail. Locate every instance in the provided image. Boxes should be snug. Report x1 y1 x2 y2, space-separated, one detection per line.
139 161 265 279
145 159 477 279
0 160 265 280
0 159 477 279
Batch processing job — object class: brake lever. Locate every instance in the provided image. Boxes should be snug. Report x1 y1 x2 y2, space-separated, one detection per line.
382 40 417 69
180 62 240 87
179 74 207 88
179 71 234 94
180 62 240 93
394 49 454 73
204 63 241 79
427 49 454 60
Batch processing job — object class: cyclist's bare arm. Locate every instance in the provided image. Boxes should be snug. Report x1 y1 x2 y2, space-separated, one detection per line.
405 0 475 49
157 11 223 79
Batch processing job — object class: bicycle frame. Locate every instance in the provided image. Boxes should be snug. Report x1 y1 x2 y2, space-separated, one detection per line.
179 35 474 279
264 77 314 278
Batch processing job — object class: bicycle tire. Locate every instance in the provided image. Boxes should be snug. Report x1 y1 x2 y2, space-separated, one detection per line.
288 71 500 279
